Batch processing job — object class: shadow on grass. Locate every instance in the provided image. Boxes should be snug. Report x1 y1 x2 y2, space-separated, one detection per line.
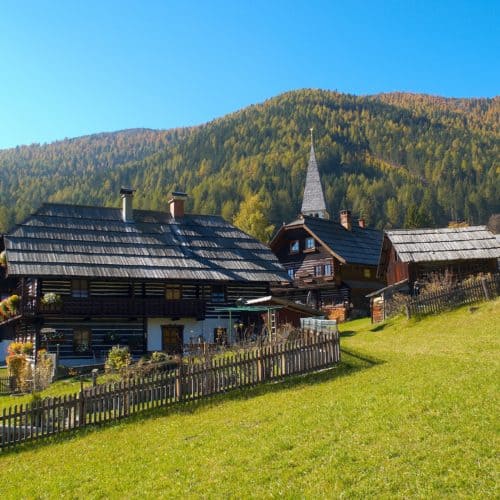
3 347 384 456
339 330 356 337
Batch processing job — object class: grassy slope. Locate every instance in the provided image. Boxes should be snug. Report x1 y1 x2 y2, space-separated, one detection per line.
0 300 498 498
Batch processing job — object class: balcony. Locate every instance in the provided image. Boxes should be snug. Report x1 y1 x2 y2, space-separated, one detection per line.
33 296 206 320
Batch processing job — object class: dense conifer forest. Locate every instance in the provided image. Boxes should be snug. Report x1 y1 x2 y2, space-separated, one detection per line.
0 89 498 238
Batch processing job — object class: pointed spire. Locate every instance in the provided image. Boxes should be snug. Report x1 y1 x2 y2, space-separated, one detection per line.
301 129 329 219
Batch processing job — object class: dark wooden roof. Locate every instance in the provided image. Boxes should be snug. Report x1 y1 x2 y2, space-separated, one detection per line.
4 203 289 283
271 215 383 266
384 226 500 263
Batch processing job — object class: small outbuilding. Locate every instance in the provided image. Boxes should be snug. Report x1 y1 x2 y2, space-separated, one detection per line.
377 226 500 289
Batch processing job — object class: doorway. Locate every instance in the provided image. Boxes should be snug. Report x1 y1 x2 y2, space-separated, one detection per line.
161 325 184 354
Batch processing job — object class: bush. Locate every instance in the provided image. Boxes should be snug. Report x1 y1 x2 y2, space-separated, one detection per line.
105 345 131 372
0 250 6 267
150 351 170 364
7 353 28 386
8 341 24 355
22 341 34 356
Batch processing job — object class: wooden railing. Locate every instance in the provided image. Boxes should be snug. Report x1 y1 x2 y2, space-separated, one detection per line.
0 330 340 449
30 297 206 319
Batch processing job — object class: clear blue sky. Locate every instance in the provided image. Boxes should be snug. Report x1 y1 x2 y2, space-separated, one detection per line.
0 0 498 149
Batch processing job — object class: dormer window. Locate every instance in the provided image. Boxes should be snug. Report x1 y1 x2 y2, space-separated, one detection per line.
305 237 315 250
290 240 300 254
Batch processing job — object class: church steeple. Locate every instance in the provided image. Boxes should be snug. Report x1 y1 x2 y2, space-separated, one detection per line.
301 129 329 219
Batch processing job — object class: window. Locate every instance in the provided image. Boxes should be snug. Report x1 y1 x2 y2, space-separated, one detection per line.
314 265 323 277
211 285 226 303
324 263 332 276
71 279 88 298
363 269 372 278
165 285 182 300
305 237 315 250
290 240 300 254
287 268 295 279
73 328 91 353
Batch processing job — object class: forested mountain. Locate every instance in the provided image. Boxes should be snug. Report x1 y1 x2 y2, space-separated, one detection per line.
0 89 498 238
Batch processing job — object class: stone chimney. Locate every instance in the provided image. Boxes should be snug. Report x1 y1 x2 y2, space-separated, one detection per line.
120 187 135 223
340 210 352 231
169 191 188 219
358 217 366 229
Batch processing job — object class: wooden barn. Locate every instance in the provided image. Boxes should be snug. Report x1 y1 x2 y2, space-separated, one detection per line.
270 134 384 316
377 226 500 288
0 190 289 363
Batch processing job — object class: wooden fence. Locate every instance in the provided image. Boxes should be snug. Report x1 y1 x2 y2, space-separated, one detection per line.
405 274 499 318
0 331 340 449
0 376 19 395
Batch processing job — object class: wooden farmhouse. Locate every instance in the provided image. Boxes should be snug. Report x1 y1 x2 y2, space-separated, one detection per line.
377 226 500 288
270 135 384 317
0 190 289 363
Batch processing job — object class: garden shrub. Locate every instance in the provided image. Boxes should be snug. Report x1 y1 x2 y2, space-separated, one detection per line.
7 341 24 355
7 353 28 387
150 351 169 364
22 341 34 356
105 345 131 372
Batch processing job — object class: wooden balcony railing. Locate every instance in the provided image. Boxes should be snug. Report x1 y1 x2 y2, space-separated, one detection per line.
31 296 206 319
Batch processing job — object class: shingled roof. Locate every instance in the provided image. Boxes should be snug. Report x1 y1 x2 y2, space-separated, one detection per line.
271 215 383 266
3 203 288 283
301 142 328 218
384 226 500 263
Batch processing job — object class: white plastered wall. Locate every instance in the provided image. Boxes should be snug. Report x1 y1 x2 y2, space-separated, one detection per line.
147 317 229 351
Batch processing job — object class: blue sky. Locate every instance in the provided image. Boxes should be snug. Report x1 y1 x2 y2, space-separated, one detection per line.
0 0 498 149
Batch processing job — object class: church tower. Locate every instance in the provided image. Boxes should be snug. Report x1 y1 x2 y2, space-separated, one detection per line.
301 129 329 219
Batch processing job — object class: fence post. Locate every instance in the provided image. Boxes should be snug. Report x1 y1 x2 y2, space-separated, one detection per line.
481 277 491 300
78 390 85 428
175 364 184 401
405 304 410 319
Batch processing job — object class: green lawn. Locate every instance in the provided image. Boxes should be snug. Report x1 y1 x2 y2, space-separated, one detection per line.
0 300 498 498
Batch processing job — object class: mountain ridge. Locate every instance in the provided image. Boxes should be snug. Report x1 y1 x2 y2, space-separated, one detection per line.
0 89 498 236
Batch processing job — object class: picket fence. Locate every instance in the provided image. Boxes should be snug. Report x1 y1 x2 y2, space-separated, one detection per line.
405 274 499 318
0 331 340 449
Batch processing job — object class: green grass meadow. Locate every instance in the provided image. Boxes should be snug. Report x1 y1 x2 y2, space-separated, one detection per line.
0 300 498 498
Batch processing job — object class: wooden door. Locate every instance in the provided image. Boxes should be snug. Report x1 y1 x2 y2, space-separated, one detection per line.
161 325 184 354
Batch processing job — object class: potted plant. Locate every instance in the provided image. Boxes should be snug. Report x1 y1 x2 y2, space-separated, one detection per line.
40 293 62 311
6 294 20 315
0 251 6 267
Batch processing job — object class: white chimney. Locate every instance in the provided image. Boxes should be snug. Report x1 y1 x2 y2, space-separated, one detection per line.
120 188 135 223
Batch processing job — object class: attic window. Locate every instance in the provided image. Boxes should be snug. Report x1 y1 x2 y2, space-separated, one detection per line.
290 240 300 254
211 285 226 303
165 285 182 300
305 237 315 250
72 279 88 298
287 268 295 279
324 263 332 276
314 265 323 277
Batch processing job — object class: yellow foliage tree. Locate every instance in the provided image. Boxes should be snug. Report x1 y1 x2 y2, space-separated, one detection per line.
233 194 275 243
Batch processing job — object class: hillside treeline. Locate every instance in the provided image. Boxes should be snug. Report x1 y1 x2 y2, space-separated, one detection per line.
0 89 498 238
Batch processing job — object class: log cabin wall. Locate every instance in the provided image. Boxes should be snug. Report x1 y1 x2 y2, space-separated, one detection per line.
384 246 410 286
33 278 271 358
274 228 340 284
